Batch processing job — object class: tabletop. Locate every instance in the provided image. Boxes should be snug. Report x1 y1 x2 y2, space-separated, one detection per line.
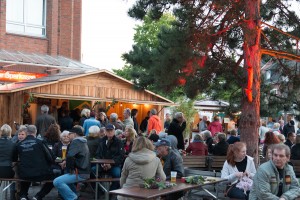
110 177 226 199
90 159 115 164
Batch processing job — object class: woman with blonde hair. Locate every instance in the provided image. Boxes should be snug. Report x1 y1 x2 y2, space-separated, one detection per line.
0 124 17 178
221 142 256 199
119 137 166 200
123 127 136 156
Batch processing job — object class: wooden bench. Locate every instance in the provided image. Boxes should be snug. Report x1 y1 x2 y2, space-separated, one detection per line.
207 156 227 172
290 160 300 177
182 155 208 170
0 177 120 200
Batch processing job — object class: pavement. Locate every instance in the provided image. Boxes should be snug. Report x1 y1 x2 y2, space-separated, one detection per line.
4 184 214 200
5 183 105 200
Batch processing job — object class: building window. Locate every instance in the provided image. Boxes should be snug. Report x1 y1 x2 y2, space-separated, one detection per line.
6 0 47 37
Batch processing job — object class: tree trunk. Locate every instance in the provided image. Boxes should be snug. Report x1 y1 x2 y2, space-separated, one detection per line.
239 0 261 164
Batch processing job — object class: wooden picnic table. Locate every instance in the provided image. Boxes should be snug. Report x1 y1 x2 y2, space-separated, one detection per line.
90 159 115 200
90 159 115 164
110 177 226 200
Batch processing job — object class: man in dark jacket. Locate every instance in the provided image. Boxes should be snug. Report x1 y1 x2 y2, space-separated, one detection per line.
212 133 229 156
167 112 186 150
140 111 150 133
96 124 125 190
16 125 55 200
53 126 90 200
156 138 184 200
282 116 295 137
226 129 240 144
35 105 56 137
284 132 296 149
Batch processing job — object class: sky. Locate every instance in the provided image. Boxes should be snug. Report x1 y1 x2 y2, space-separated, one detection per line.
81 0 139 71
81 1 300 72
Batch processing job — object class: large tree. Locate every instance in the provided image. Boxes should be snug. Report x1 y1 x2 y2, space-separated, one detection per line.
124 0 300 158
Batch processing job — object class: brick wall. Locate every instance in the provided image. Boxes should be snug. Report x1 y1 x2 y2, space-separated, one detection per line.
0 0 81 61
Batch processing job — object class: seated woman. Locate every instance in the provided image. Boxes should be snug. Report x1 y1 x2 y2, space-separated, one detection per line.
0 124 17 178
263 131 280 157
186 134 208 156
123 126 136 156
44 123 61 148
87 126 101 159
53 130 70 173
221 142 256 199
119 137 166 200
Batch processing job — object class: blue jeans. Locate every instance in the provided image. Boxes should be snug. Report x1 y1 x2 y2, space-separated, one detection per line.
110 166 121 190
53 174 86 200
94 165 121 190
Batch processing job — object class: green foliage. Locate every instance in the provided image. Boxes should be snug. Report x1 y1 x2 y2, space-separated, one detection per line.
171 97 197 138
112 65 133 81
184 175 205 185
124 0 300 117
141 177 176 190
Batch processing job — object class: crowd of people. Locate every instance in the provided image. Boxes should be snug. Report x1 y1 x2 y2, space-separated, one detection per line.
1 103 300 200
0 105 187 200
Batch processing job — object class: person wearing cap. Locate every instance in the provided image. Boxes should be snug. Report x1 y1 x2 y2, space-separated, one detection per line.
83 111 101 136
96 124 125 191
155 138 184 179
53 126 90 200
155 138 184 199
16 125 56 200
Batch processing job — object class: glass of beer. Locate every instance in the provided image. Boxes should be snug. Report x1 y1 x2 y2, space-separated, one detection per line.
171 171 177 183
62 145 67 160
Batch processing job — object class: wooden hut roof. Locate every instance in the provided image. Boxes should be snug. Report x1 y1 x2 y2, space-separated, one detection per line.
0 69 174 106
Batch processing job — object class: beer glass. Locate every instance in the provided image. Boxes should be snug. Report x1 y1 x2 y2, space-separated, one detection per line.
62 145 67 159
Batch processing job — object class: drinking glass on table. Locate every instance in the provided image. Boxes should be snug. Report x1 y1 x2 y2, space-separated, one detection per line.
62 145 67 160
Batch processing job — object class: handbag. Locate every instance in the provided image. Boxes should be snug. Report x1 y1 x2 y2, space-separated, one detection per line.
224 182 238 197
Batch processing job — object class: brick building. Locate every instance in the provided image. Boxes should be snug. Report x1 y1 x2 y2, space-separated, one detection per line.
0 0 82 60
0 0 173 131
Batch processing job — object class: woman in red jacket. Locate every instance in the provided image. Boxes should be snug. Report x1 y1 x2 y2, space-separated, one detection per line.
186 134 208 156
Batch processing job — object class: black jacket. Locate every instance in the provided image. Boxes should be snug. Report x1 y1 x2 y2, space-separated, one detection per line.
162 149 184 180
16 135 55 179
283 123 295 138
284 139 293 149
66 137 90 175
96 135 125 166
87 137 100 159
212 140 229 156
167 119 186 150
35 114 56 136
140 117 149 132
206 137 214 154
291 144 300 160
132 117 139 133
0 137 17 166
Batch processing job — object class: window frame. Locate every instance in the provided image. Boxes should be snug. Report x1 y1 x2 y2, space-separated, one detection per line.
6 0 47 37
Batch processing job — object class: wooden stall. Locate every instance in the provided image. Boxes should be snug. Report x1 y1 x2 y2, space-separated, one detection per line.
0 70 174 131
